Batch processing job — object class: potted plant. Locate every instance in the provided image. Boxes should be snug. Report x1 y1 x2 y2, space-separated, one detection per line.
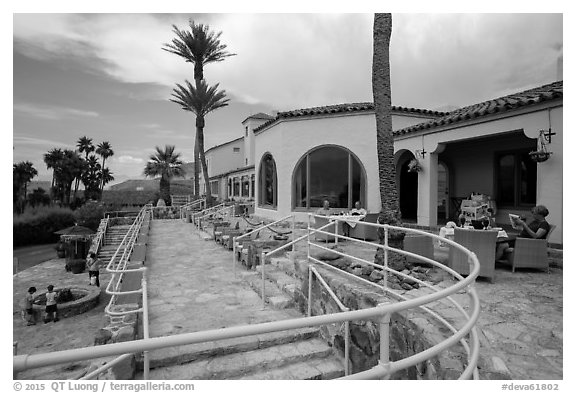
66 259 86 274
529 130 553 163
407 159 423 173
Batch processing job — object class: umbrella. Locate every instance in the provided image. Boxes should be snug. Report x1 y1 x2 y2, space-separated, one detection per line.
54 225 95 236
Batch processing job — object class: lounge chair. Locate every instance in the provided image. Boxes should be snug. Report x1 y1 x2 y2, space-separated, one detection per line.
313 215 337 242
501 225 555 273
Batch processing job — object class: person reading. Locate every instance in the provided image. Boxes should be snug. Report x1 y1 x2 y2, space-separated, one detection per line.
495 205 551 261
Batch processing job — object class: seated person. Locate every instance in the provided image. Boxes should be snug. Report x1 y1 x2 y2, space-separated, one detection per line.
350 201 367 216
495 205 551 261
343 201 367 236
315 200 332 216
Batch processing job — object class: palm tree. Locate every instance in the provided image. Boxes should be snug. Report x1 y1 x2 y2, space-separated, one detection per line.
100 167 115 190
13 161 37 213
44 148 64 193
163 20 235 199
171 80 229 205
373 13 406 270
96 141 114 191
143 145 185 205
82 155 102 201
77 136 94 159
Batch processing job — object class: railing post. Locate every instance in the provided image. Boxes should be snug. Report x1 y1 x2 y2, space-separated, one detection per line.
383 225 389 292
292 215 296 252
378 302 391 380
233 236 237 278
261 251 266 309
344 319 350 376
142 268 150 380
334 220 339 246
308 268 313 317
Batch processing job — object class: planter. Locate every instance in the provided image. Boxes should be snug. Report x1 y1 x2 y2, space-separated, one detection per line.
529 150 552 163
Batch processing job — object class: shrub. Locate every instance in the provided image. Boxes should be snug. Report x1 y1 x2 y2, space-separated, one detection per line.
13 206 76 247
74 201 105 231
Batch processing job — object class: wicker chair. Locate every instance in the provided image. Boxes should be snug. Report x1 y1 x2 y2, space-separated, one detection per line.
502 225 555 273
348 213 379 241
314 215 337 242
404 234 434 265
448 227 498 282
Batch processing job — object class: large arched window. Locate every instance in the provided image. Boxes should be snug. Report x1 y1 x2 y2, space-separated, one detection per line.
258 153 277 208
293 146 366 209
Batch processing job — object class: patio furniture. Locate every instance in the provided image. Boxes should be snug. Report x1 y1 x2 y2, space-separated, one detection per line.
501 225 555 273
348 213 379 241
448 227 498 282
221 229 243 250
404 234 434 265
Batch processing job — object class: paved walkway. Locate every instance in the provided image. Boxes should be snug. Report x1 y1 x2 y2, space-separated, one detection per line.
146 220 302 338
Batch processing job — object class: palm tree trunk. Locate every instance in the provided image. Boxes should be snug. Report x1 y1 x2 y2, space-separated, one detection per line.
100 157 106 193
196 117 212 206
373 13 407 271
194 133 200 199
373 13 399 219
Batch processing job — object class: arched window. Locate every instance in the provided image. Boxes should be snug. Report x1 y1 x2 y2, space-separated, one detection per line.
258 153 277 208
293 146 366 209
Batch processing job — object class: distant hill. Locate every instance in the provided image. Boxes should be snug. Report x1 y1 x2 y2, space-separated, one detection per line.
109 179 194 194
27 181 52 193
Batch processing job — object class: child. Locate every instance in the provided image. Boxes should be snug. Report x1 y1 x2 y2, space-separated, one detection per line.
22 287 37 326
44 285 59 323
86 252 100 287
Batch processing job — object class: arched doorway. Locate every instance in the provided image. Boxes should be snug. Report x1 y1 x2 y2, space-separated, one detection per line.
397 151 418 221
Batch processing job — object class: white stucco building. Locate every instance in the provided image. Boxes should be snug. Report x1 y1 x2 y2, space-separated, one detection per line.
199 81 563 245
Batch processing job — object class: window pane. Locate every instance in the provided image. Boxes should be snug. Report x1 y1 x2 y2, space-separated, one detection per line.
294 158 307 208
309 147 349 208
259 155 277 207
497 155 515 205
519 153 537 204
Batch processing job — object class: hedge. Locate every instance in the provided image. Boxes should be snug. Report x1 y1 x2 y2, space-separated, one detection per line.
13 206 76 247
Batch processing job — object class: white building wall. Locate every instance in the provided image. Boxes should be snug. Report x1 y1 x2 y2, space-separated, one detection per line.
254 112 438 222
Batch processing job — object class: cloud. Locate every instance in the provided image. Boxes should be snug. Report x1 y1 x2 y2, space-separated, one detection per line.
116 155 145 164
13 135 74 148
14 102 99 120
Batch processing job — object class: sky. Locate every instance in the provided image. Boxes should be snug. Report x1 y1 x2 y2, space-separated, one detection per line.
12 12 564 186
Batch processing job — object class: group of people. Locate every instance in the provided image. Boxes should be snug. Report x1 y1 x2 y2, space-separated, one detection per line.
22 284 59 326
20 252 100 327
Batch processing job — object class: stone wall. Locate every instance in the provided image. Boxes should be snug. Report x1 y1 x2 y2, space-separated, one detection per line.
302 263 465 379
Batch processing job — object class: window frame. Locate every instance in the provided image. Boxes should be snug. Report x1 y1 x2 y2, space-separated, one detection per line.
292 145 366 211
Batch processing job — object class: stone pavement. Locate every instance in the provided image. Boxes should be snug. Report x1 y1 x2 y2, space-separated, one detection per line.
13 219 563 380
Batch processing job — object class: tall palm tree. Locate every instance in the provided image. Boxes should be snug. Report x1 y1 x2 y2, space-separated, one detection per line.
82 155 102 201
143 145 185 205
163 20 235 199
77 136 94 159
171 80 230 205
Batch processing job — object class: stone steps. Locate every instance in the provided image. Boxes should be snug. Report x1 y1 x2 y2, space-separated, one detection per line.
240 270 294 310
139 327 321 370
138 337 343 380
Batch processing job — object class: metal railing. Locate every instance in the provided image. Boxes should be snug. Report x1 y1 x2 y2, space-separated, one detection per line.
88 218 109 256
101 204 152 379
14 212 481 380
194 203 234 229
178 198 206 220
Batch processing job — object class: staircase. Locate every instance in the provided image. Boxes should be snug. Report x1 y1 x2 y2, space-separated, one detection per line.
135 326 344 380
97 225 132 266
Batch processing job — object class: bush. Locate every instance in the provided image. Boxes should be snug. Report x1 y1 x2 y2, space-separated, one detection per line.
13 206 76 247
74 201 105 231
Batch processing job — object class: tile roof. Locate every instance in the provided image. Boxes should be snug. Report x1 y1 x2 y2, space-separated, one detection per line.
394 81 563 136
253 103 447 133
